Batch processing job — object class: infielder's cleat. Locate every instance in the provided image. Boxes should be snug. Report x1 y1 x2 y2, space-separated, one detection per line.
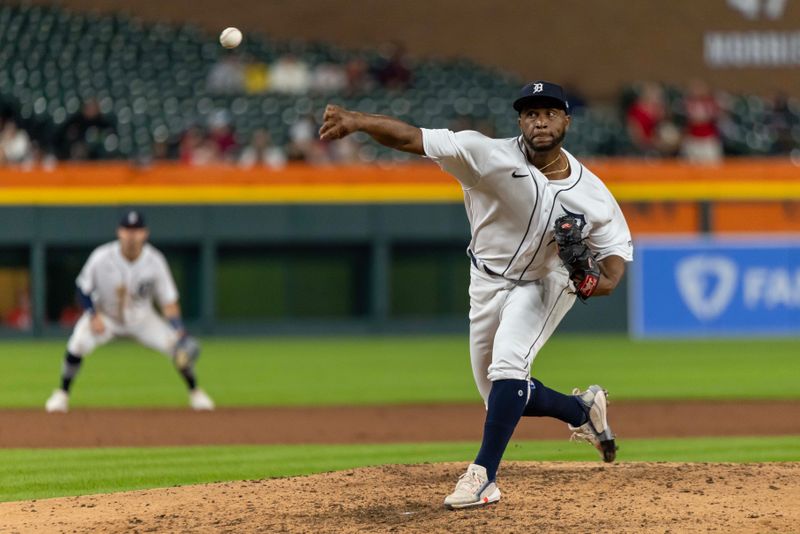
189 388 215 411
444 464 501 509
568 385 617 463
45 389 69 413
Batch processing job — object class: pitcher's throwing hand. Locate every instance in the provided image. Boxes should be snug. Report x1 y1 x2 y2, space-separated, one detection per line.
319 105 361 141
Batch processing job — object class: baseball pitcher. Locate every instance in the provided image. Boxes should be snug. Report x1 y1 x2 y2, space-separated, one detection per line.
320 80 632 509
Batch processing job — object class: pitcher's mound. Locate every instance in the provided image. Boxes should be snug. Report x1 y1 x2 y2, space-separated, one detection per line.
2 462 798 533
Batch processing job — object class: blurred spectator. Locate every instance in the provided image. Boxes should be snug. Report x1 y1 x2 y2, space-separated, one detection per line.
449 116 473 132
207 55 246 95
58 303 82 328
207 111 238 160
179 126 221 166
373 43 412 90
311 62 348 93
287 115 330 163
151 139 178 161
328 137 361 164
681 80 723 163
0 119 33 165
21 141 57 171
768 92 796 155
286 115 318 161
561 83 588 113
244 56 270 94
626 83 679 157
304 142 332 165
239 129 287 168
4 289 31 331
270 54 312 94
54 99 115 160
345 58 375 93
289 114 317 146
474 119 497 138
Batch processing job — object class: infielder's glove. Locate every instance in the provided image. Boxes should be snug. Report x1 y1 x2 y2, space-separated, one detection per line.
553 215 600 301
173 334 200 371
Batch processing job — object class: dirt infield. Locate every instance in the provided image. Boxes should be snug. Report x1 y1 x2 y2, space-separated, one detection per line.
2 462 799 533
2 400 799 448
3 401 799 532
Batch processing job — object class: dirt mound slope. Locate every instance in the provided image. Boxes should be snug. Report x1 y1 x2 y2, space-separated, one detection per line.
2 462 798 533
3 400 800 448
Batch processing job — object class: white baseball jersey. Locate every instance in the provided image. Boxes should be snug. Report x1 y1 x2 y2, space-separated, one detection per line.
545 149 633 264
422 129 558 281
423 128 633 397
76 241 179 325
68 241 181 358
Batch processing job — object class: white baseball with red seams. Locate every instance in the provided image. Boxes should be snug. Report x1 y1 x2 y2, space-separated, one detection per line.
219 27 242 49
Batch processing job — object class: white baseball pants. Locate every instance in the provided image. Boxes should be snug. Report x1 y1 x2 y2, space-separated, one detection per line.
468 265 575 404
67 310 180 358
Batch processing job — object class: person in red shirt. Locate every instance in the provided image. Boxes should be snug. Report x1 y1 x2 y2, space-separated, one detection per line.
626 83 681 157
4 289 31 331
681 80 723 163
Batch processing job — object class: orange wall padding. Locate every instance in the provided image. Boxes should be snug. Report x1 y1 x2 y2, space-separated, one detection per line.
620 202 700 235
713 201 800 233
0 160 798 206
0 159 798 186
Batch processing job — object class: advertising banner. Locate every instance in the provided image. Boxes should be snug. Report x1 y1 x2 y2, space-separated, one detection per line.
631 238 800 337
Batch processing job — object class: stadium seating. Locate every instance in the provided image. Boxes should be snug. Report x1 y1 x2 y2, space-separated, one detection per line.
0 4 796 161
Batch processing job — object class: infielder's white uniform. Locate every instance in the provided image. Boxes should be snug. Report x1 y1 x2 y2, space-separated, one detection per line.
422 129 633 403
68 241 181 358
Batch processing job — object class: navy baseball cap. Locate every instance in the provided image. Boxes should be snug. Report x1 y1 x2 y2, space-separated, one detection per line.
119 210 146 229
513 81 570 114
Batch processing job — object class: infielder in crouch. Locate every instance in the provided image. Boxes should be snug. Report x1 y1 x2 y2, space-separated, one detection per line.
320 81 632 509
45 211 214 412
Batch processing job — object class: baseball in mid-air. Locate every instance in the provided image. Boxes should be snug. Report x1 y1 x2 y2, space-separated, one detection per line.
219 27 242 49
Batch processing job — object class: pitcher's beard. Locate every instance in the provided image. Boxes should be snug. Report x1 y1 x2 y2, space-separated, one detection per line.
524 130 566 153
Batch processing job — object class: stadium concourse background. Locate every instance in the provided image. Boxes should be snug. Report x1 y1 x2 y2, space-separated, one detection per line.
25 0 800 99
0 0 799 337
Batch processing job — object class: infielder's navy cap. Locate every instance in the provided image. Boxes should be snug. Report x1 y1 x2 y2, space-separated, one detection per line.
119 210 146 228
513 81 570 114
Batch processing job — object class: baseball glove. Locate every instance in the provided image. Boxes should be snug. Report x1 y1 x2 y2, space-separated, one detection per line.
553 215 600 301
173 334 200 371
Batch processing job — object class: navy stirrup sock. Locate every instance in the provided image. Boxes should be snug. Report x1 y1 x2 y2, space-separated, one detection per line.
523 377 587 427
179 368 197 390
60 352 83 392
474 379 528 481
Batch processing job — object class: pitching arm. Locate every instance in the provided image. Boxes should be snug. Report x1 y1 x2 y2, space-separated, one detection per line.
319 104 424 155
593 255 626 297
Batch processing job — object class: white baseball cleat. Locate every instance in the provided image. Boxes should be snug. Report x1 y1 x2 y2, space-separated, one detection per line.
444 463 501 509
189 388 215 411
568 385 617 462
45 389 69 413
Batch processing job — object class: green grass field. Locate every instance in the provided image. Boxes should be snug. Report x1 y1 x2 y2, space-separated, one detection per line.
1 335 798 502
2 436 800 502
2 335 799 408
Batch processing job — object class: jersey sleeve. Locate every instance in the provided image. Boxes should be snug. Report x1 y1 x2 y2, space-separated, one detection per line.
586 199 634 262
153 251 179 307
421 129 495 189
75 248 103 294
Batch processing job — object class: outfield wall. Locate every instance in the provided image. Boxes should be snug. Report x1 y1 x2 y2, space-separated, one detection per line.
1 161 798 336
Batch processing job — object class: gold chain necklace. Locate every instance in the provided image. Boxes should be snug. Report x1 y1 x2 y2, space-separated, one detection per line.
542 156 569 176
536 152 563 172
